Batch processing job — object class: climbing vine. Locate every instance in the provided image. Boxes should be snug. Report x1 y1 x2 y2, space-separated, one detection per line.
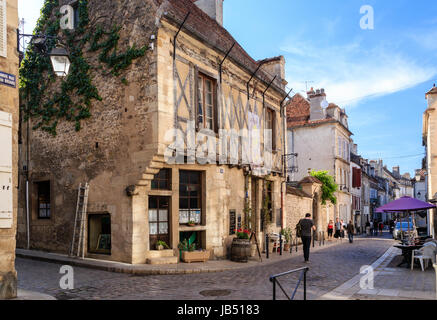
310 170 338 205
19 0 147 135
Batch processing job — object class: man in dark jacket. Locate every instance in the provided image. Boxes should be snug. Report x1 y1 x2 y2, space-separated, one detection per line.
298 213 316 263
347 220 355 243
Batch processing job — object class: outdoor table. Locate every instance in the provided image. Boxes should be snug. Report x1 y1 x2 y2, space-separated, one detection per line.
393 245 423 268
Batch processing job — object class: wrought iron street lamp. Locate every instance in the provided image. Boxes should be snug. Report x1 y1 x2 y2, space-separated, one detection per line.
17 30 71 77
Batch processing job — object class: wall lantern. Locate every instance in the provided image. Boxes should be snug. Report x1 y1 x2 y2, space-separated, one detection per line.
48 45 71 77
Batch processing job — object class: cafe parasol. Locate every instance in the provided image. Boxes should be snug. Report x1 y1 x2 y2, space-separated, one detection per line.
375 196 436 243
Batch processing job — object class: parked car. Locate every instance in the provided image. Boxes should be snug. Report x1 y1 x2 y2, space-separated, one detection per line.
393 222 414 240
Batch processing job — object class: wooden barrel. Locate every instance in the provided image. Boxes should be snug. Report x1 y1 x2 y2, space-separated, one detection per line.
231 238 251 262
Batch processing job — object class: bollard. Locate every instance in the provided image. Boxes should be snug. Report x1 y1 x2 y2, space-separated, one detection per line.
295 237 298 252
319 232 322 246
279 234 283 256
312 231 315 248
322 231 325 246
290 235 293 254
266 234 269 259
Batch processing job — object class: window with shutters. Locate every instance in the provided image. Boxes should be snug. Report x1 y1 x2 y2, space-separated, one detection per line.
265 108 276 151
0 0 6 58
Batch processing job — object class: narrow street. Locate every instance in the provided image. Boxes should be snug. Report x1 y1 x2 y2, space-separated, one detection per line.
16 236 394 300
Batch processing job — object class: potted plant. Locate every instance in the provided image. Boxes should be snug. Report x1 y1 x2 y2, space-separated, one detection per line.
281 227 292 252
230 229 252 262
178 239 210 263
156 240 169 251
187 220 196 227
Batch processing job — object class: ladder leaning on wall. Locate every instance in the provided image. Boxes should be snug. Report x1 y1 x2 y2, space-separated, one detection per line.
69 183 89 258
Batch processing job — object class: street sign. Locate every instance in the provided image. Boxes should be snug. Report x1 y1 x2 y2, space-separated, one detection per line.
0 71 16 88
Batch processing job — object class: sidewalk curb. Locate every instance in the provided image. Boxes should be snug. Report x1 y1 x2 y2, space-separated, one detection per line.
16 239 343 276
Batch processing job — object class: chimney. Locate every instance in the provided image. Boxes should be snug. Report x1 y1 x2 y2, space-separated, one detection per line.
258 56 286 90
392 166 400 177
193 0 224 26
307 88 326 121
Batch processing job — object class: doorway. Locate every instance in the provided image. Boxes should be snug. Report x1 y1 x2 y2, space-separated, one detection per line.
149 196 170 250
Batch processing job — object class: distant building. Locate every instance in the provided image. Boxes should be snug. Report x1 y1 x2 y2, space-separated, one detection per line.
286 88 352 223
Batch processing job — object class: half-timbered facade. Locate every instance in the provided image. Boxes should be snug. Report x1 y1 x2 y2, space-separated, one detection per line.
18 0 288 264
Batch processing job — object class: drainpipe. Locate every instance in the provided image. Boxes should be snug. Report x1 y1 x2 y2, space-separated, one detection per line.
25 108 30 250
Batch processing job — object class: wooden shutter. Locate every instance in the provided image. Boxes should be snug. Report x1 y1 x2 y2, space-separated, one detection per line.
0 111 12 228
0 0 6 58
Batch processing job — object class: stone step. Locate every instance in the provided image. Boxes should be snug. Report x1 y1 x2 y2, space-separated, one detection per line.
152 155 166 163
141 173 155 180
146 256 178 265
147 249 175 258
149 160 164 169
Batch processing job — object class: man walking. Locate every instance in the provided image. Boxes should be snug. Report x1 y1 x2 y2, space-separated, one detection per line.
298 213 316 263
347 220 355 243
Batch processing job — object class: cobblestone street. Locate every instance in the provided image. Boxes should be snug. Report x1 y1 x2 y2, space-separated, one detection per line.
16 237 395 300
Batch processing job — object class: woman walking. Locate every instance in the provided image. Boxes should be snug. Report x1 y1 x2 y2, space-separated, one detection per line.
334 218 342 241
327 220 334 241
347 220 355 243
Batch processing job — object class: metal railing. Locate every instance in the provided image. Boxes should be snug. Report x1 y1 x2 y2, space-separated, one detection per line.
269 266 309 300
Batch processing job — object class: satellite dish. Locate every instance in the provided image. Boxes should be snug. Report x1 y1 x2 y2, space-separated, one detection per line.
321 100 329 108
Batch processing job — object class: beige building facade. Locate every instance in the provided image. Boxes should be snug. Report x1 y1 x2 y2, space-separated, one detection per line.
423 85 437 238
0 0 18 299
286 89 352 227
17 0 289 264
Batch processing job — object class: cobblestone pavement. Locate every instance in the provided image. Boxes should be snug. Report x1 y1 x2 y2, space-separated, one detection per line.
16 236 395 300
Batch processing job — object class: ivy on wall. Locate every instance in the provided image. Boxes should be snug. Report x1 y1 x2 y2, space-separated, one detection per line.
19 0 148 135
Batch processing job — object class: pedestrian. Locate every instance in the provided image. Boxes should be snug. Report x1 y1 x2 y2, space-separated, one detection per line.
327 220 334 241
334 218 342 241
365 221 370 236
369 220 374 236
379 221 384 236
298 213 316 263
347 220 355 243
340 219 345 239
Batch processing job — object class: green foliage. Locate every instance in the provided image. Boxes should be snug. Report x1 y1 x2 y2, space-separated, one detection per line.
156 240 169 249
177 239 196 252
280 227 292 243
19 0 147 135
310 170 338 205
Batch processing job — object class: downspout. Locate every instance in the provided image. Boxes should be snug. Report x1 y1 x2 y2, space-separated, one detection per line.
279 88 292 231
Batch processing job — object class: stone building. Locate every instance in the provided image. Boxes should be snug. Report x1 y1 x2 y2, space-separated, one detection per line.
423 84 437 238
286 89 352 224
0 0 18 299
285 176 334 240
17 0 289 264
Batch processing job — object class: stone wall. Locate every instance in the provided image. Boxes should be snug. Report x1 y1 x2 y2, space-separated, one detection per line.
0 0 18 299
18 0 160 263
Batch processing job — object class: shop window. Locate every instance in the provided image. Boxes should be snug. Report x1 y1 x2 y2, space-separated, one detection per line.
36 181 51 219
179 171 202 224
88 214 111 255
151 168 171 190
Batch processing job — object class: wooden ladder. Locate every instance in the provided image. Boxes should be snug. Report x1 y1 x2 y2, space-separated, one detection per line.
69 183 89 258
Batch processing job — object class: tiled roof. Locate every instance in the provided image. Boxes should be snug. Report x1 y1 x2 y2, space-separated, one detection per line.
426 85 437 96
286 93 310 126
300 176 322 185
157 0 284 93
286 186 312 198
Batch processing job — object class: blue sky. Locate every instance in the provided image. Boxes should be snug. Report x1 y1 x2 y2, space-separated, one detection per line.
19 0 437 175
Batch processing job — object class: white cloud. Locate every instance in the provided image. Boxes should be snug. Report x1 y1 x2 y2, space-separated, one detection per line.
281 38 436 107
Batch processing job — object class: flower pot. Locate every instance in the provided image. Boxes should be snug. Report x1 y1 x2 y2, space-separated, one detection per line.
231 238 251 262
156 244 164 251
181 250 210 263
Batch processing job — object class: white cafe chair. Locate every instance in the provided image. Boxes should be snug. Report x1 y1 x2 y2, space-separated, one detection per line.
411 243 437 271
